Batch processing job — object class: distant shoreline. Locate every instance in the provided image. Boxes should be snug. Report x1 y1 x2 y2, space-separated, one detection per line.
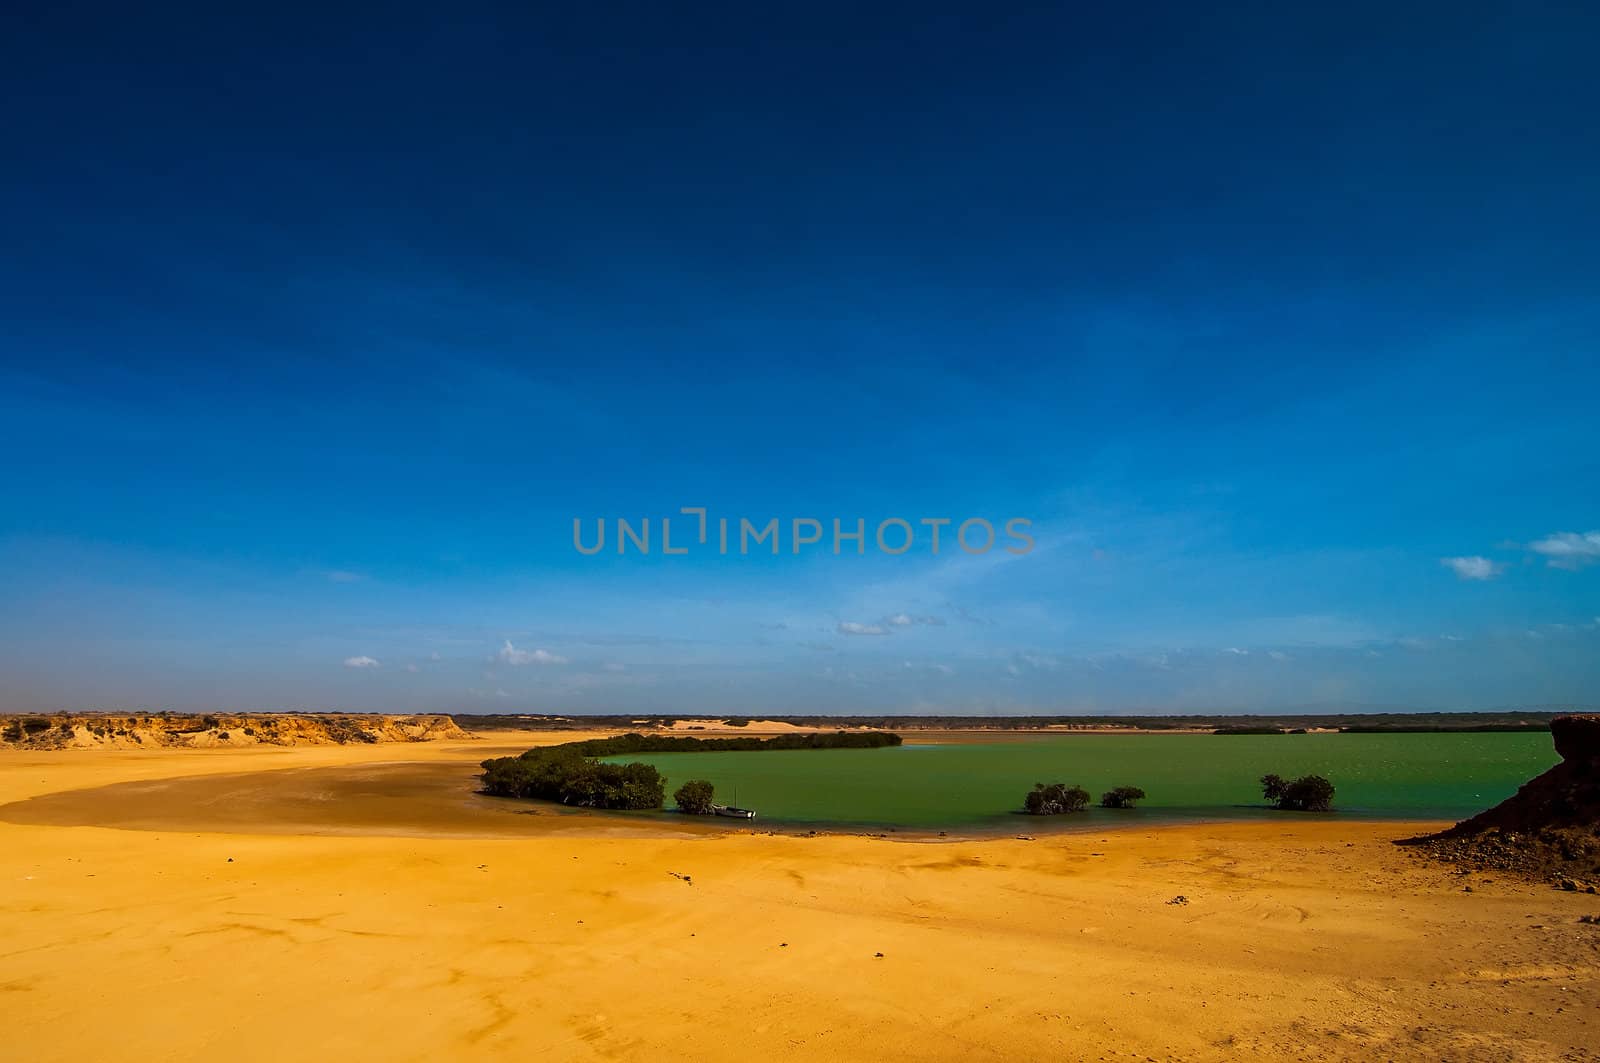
454 710 1561 735
0 710 1564 753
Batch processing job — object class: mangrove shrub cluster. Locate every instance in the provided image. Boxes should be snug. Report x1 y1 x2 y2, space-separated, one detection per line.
1260 773 1336 811
1025 783 1149 813
1024 782 1091 814
1100 786 1147 809
480 746 666 809
674 779 716 814
480 730 902 810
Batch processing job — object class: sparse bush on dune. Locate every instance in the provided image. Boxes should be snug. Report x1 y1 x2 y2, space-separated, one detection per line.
1100 786 1147 809
1261 773 1335 811
1023 782 1091 815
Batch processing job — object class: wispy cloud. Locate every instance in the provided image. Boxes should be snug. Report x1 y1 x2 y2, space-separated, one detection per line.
1441 555 1505 581
497 639 568 665
342 655 380 669
1529 531 1600 570
837 621 889 636
886 612 945 628
324 570 363 583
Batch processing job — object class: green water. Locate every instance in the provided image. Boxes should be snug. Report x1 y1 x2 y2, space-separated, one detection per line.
603 733 1557 829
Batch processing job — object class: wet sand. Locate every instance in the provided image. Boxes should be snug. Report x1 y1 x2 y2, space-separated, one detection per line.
2 733 1596 1061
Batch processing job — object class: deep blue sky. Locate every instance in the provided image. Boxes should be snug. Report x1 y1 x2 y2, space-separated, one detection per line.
2 2 1596 714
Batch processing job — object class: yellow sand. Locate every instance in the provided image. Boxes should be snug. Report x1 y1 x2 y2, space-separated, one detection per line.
2 734 1596 1062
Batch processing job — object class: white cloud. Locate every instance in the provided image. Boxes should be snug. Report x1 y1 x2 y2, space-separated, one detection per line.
343 655 380 669
886 612 944 628
1441 556 1505 581
1267 650 1290 661
837 621 889 636
602 662 627 673
1222 647 1249 656
497 640 567 666
1529 531 1600 570
404 663 420 673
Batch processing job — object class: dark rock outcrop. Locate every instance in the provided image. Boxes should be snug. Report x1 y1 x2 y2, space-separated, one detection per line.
1402 714 1600 882
1551 713 1600 763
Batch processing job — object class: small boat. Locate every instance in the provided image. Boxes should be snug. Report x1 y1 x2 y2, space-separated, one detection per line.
712 786 756 819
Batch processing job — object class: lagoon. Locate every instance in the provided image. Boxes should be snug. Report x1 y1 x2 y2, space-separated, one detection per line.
605 732 1557 829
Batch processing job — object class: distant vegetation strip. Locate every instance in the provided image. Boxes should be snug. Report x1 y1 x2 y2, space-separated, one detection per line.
1212 726 1299 736
479 731 902 809
1338 724 1547 733
560 731 902 755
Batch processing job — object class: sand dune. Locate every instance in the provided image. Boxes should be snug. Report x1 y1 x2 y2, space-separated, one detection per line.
0 712 472 750
2 736 1596 1061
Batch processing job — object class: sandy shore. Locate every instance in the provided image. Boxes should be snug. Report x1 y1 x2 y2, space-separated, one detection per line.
2 733 1596 1061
